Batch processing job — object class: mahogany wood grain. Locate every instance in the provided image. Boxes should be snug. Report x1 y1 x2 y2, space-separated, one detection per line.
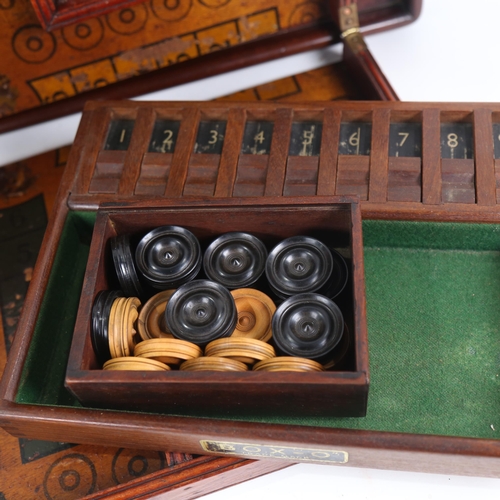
283 156 319 196
441 159 475 204
215 108 246 197
74 108 113 196
317 108 341 196
342 42 399 101
233 155 268 197
1 400 500 479
473 108 496 206
387 157 421 202
136 154 172 196
165 108 200 198
336 156 370 200
368 108 391 201
421 108 442 205
118 108 156 196
63 100 500 220
264 108 293 196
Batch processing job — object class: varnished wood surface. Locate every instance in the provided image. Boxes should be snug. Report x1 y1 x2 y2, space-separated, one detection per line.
0 0 420 132
0 151 191 498
4 98 500 479
65 99 500 222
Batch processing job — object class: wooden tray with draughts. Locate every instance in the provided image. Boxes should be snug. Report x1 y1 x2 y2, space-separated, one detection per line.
1 99 500 480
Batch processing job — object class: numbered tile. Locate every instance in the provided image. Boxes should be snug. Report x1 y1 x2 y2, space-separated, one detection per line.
288 122 322 156
339 122 371 155
241 121 274 155
440 123 473 159
148 120 181 153
104 119 135 150
389 123 422 157
194 121 226 154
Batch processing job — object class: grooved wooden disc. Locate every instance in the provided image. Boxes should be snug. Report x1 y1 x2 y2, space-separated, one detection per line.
180 357 248 372
103 356 170 371
205 337 275 365
137 290 175 341
230 288 276 342
124 297 141 356
108 296 141 358
253 357 324 372
134 338 202 365
108 296 120 359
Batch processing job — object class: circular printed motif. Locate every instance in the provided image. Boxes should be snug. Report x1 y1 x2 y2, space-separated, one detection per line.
289 1 327 26
43 453 97 499
198 0 230 8
0 0 15 10
150 0 192 22
106 4 148 35
112 449 165 484
12 24 56 64
62 18 104 50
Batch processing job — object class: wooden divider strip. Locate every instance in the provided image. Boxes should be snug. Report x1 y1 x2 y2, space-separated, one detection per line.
422 108 442 205
317 108 341 195
368 108 391 202
264 108 293 196
118 108 155 196
215 108 246 197
74 107 112 195
165 108 200 197
473 108 496 206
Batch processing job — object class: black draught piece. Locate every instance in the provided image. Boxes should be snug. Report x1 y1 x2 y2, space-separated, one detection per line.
266 235 333 299
135 225 202 290
203 232 267 289
165 280 237 347
91 289 123 365
272 293 344 361
321 248 349 300
111 233 147 300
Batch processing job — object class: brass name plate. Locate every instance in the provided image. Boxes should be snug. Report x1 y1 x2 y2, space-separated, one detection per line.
200 440 348 464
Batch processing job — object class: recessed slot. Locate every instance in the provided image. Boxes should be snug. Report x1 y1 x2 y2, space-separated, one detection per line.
194 121 227 154
148 120 181 153
440 123 473 159
241 121 274 155
288 122 322 157
104 119 135 151
389 123 422 157
339 122 371 156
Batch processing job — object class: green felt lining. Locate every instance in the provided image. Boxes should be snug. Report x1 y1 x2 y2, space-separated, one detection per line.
15 216 500 440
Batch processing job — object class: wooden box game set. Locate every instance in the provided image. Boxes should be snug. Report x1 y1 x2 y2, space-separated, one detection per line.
1 99 500 478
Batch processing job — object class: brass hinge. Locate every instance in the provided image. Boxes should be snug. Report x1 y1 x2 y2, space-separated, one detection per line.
339 4 367 54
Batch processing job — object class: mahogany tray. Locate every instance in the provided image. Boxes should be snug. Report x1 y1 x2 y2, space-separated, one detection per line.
1 100 500 478
65 199 367 417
